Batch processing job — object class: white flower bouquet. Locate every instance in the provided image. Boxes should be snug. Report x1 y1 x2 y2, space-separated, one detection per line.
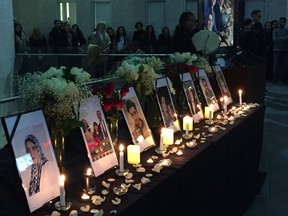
18 66 92 135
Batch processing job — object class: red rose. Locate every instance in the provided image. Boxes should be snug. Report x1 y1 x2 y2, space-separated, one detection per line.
120 86 129 97
103 98 113 111
114 99 124 110
102 84 114 98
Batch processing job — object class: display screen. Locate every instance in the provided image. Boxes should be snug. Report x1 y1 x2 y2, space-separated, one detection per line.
203 0 234 47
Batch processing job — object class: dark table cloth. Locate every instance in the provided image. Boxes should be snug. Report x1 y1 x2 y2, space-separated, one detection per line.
0 104 265 216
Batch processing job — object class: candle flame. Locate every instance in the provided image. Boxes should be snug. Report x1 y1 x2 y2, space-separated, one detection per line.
119 144 124 152
238 89 242 94
60 174 65 183
87 168 92 175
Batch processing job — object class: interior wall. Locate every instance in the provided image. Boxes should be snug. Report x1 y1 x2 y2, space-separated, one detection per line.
0 0 16 149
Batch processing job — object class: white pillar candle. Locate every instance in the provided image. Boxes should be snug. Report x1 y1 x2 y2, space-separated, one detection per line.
119 144 124 172
59 174 66 207
238 89 242 106
204 106 210 119
183 115 193 131
127 145 140 164
224 96 228 113
161 128 174 145
159 133 164 151
208 104 214 121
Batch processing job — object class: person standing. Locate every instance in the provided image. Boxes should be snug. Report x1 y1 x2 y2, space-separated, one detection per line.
88 21 111 77
173 11 199 53
96 110 108 140
272 17 288 84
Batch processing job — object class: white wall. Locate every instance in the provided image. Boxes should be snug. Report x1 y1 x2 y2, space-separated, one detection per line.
0 0 16 149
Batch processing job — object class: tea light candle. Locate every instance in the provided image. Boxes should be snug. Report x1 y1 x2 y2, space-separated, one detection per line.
59 174 66 207
238 89 242 106
162 128 174 145
147 158 154 163
119 144 124 172
82 168 95 193
176 150 183 156
217 114 221 120
127 145 140 164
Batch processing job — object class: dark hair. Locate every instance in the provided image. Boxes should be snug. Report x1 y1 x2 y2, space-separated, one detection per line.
125 99 136 113
72 24 80 31
251 9 261 17
279 17 287 22
115 26 127 43
162 26 170 34
135 21 143 29
243 18 253 27
179 12 195 27
54 19 60 25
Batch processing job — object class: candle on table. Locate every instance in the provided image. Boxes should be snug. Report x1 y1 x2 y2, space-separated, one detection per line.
119 144 124 172
159 133 164 151
209 104 214 122
161 128 174 145
59 174 66 207
238 89 242 106
204 106 210 119
224 96 228 113
82 168 95 193
183 115 193 131
127 144 140 164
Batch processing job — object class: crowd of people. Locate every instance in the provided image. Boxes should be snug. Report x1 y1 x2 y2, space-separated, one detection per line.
238 9 288 84
14 8 288 83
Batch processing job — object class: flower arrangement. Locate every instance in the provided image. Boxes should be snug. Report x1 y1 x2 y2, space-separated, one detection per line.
115 56 162 99
91 81 129 143
18 66 92 135
91 81 129 122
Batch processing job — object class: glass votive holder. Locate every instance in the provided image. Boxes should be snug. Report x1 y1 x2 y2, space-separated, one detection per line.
82 173 96 194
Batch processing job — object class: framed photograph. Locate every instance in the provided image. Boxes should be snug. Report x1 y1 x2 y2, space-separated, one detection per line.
213 64 233 105
1 109 60 213
154 77 181 132
121 87 155 152
203 0 235 47
198 68 220 112
79 95 118 177
181 72 204 123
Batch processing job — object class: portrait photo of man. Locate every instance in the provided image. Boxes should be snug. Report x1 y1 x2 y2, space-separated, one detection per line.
124 98 150 143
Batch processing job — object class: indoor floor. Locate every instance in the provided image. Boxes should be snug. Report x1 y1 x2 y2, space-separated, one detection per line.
243 82 288 216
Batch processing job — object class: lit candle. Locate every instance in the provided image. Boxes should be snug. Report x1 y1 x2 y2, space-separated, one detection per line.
119 144 124 172
238 89 242 106
159 133 164 151
161 128 174 145
209 104 214 122
224 96 228 113
183 116 193 131
127 145 140 164
204 106 210 119
59 174 66 207
82 168 95 193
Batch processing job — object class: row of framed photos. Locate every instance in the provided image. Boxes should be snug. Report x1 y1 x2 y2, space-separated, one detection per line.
0 64 232 213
